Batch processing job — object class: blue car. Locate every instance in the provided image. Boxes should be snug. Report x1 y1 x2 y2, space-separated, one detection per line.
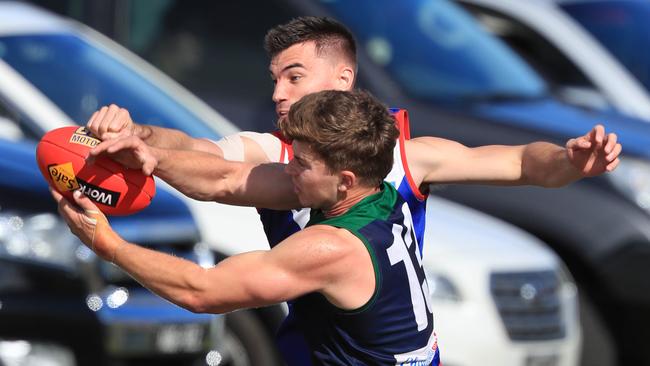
560 0 650 96
0 137 224 365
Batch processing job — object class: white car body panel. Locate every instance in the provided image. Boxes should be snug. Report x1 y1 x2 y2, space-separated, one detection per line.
460 0 650 121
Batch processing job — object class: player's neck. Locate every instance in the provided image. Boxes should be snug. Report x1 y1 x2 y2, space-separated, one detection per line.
324 185 381 218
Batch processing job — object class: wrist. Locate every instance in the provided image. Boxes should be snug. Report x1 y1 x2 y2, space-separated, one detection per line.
110 236 127 264
133 123 150 140
92 222 123 262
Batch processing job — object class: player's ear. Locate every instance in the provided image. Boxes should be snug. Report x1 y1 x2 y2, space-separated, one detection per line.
336 64 355 91
338 170 356 191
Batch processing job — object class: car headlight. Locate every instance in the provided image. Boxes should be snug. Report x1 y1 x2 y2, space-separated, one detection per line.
607 156 650 212
425 271 462 302
0 212 90 271
0 339 76 366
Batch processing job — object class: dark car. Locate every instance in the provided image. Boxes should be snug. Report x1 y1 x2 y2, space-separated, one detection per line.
0 137 228 366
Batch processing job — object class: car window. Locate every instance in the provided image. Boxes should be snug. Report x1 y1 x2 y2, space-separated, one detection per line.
319 0 547 103
0 34 220 139
459 3 591 89
562 1 650 92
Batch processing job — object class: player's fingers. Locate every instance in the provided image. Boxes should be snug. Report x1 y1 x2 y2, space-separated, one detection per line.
54 189 83 219
92 106 109 134
72 189 102 215
86 110 99 132
604 133 617 154
111 108 131 135
89 138 121 158
606 158 621 172
567 137 591 150
607 143 622 162
592 124 605 145
98 105 120 138
105 136 140 154
49 187 64 203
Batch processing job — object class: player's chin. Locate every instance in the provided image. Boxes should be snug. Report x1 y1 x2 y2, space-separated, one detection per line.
296 194 311 208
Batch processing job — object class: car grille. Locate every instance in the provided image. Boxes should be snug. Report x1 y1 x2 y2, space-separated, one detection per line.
490 270 565 341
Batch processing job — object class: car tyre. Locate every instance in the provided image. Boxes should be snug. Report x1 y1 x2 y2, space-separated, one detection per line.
579 291 616 366
222 309 282 366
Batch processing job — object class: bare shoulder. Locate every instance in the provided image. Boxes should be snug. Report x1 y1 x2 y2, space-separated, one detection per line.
275 225 368 273
407 135 467 151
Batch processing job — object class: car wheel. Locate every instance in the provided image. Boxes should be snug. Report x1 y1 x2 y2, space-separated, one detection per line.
579 292 616 366
222 310 281 366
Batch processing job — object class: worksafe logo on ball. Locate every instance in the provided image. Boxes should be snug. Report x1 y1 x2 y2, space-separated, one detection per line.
47 162 121 207
76 178 120 207
48 162 80 191
69 126 101 148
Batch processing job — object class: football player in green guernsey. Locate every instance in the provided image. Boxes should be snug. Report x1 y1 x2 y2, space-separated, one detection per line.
53 90 441 364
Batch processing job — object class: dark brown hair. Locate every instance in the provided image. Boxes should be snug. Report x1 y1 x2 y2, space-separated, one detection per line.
280 90 398 187
264 16 356 67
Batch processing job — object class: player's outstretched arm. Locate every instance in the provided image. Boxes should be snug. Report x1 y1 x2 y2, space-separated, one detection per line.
52 188 356 314
86 104 221 154
406 125 621 188
89 135 300 210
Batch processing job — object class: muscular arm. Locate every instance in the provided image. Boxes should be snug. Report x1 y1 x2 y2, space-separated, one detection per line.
406 125 621 188
51 190 367 315
152 146 300 209
135 124 223 155
111 226 359 314
89 135 299 209
85 104 277 162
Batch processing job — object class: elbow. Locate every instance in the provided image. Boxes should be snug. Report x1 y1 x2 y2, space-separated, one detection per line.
184 296 235 315
181 292 211 314
177 272 234 314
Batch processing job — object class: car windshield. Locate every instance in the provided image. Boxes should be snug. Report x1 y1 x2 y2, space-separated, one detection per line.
0 33 219 139
319 0 547 103
561 1 650 93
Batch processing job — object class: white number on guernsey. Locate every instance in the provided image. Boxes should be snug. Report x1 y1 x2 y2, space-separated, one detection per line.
387 203 433 331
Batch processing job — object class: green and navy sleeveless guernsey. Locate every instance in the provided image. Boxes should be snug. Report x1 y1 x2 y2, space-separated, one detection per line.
288 182 439 365
257 109 435 365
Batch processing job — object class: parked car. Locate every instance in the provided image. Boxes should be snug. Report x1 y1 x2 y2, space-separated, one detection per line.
3 2 582 365
557 0 650 96
0 137 226 366
454 0 650 121
293 1 650 365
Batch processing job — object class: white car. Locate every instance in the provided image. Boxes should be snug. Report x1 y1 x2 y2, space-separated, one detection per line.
0 2 580 365
456 0 650 121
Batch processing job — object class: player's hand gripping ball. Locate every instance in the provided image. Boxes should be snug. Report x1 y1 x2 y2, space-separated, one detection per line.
36 126 155 215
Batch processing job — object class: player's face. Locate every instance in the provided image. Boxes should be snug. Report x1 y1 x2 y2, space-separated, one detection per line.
270 41 350 124
285 141 340 209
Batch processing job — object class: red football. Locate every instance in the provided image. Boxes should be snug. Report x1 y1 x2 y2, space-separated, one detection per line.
36 126 155 216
